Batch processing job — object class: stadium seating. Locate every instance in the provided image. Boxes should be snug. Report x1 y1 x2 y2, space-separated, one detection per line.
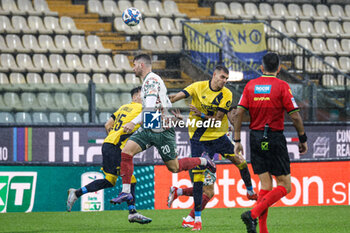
160 18 181 35
0 112 15 123
38 92 61 111
21 92 45 111
4 92 26 112
27 73 46 91
149 0 172 18
43 72 64 91
0 35 12 53
88 0 110 17
163 0 186 18
12 15 35 33
32 112 49 123
95 93 111 112
98 54 122 73
2 0 25 15
33 0 58 16
1 0 346 125
71 35 95 53
65 54 90 73
82 54 106 73
104 93 122 109
15 112 32 124
141 35 161 52
55 35 80 53
3 92 23 111
99 112 111 124
66 112 83 123
71 93 89 111
60 16 84 34
125 73 141 84
28 16 52 34
144 18 168 34
134 0 157 17
118 1 132 13
17 54 41 73
49 112 65 123
6 34 30 53
93 73 116 91
113 54 133 72
22 34 47 53
0 94 13 111
103 0 122 17
86 35 112 53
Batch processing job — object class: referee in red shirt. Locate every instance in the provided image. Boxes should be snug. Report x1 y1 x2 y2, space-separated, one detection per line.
234 53 308 233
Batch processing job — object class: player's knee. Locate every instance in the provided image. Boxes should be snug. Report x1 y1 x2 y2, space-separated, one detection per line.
203 185 214 198
167 166 179 173
285 183 292 194
121 147 134 156
165 161 180 173
277 181 292 194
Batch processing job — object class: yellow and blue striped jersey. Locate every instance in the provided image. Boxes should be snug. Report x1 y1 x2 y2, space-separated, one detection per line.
183 81 232 141
103 102 142 148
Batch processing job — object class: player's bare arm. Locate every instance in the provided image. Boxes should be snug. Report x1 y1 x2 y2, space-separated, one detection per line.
105 117 115 134
289 111 308 155
169 91 186 103
233 107 245 155
123 122 136 133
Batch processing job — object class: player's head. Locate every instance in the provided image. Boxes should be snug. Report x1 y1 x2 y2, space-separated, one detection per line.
261 52 281 74
211 65 229 90
133 54 152 78
130 86 142 103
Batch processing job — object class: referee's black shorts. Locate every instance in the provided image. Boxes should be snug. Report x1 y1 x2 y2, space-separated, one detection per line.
250 130 290 176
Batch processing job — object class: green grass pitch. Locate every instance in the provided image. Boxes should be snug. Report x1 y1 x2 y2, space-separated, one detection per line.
1 206 349 233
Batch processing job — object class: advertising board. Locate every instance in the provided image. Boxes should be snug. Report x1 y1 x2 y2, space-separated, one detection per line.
0 124 349 164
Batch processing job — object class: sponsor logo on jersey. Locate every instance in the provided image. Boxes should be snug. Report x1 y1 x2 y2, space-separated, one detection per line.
254 85 271 94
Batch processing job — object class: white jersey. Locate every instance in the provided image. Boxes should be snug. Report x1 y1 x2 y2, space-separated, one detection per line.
141 71 172 110
141 72 172 132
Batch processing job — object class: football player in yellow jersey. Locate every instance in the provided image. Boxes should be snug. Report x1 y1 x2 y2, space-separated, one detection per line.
66 86 152 224
168 65 257 230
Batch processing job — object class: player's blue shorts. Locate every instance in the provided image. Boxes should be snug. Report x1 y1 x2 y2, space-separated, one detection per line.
189 135 234 185
190 135 235 159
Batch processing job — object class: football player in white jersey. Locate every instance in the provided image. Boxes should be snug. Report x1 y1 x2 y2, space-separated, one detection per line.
110 54 216 214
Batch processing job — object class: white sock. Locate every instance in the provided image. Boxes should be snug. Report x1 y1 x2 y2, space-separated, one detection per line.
195 216 202 222
122 184 131 193
199 157 207 166
185 215 194 222
177 188 183 196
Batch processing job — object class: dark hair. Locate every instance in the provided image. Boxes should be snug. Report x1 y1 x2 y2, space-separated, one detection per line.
133 54 152 66
214 64 229 75
130 86 141 97
262 52 280 73
229 106 237 112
